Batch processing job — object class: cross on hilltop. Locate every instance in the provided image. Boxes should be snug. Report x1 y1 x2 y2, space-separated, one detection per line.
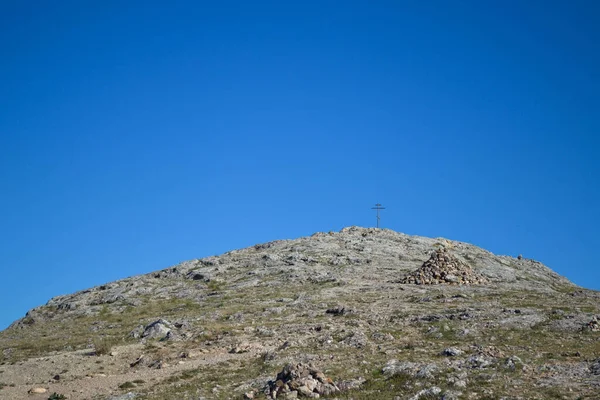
371 203 385 228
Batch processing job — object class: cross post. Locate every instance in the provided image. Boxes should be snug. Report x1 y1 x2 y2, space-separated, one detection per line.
371 203 385 228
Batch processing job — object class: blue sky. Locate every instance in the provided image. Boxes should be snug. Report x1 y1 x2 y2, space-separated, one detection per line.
1 1 598 330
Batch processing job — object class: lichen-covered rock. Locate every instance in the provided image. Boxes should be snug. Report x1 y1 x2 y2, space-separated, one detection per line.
441 347 463 356
141 319 173 340
408 386 441 400
382 360 438 379
590 359 600 375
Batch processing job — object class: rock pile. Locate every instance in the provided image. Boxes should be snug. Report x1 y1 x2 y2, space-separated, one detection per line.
584 316 600 332
400 248 488 285
265 363 340 398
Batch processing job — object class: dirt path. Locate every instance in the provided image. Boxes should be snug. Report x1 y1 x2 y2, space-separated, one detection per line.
0 343 263 400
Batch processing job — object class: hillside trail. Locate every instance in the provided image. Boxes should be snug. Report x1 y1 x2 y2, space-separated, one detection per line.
0 342 263 400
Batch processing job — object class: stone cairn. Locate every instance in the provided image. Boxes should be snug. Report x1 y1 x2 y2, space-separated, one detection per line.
264 363 340 398
400 247 488 285
585 316 600 332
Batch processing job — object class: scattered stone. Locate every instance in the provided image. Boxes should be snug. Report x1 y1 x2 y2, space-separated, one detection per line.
129 355 145 368
441 347 463 356
326 305 348 316
342 331 368 348
441 390 462 400
416 364 437 379
129 325 145 339
399 248 488 285
28 387 48 394
383 360 438 379
449 377 467 388
504 356 523 371
467 355 494 369
336 377 366 391
107 393 137 400
372 332 395 342
230 342 253 354
257 326 276 336
179 350 199 359
408 386 441 400
187 271 209 281
147 360 163 369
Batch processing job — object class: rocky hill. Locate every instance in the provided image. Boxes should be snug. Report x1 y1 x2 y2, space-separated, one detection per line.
0 227 598 399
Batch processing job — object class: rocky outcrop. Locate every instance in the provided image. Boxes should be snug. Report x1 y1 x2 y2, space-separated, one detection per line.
400 247 488 285
142 319 173 339
130 319 180 341
590 359 600 375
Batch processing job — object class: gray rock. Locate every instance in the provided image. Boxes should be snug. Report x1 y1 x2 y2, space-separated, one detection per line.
383 360 438 379
504 356 523 371
342 331 368 348
326 305 348 316
142 319 173 340
442 347 463 356
468 355 494 369
409 386 441 400
107 393 137 400
590 359 600 375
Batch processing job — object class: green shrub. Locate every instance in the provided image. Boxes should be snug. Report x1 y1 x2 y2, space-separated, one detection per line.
93 338 114 356
119 381 136 389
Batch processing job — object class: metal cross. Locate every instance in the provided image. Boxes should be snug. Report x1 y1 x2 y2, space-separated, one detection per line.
371 203 385 228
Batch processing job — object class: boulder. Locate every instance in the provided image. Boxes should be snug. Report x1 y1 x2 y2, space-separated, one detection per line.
141 319 173 340
441 347 463 356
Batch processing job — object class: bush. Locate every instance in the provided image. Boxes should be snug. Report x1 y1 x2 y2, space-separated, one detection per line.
119 381 136 389
92 338 114 356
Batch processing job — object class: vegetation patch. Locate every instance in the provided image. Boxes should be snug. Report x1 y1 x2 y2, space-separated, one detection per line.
93 337 115 355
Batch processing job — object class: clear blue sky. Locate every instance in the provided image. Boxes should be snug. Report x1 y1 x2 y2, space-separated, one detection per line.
1 1 598 330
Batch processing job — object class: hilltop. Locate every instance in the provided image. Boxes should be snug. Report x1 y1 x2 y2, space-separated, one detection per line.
0 227 598 399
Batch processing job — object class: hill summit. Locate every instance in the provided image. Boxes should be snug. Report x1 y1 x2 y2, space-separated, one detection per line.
0 226 598 399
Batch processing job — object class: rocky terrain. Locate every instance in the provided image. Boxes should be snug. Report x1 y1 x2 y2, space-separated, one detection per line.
0 226 599 399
